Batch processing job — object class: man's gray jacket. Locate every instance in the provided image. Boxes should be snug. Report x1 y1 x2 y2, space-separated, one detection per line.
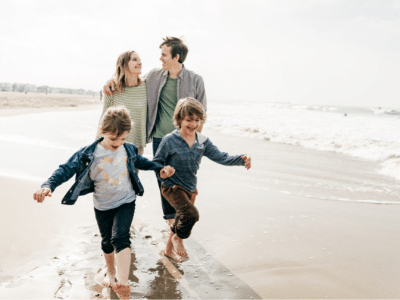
145 65 207 143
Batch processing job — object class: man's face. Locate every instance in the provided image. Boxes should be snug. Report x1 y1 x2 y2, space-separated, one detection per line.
160 45 179 71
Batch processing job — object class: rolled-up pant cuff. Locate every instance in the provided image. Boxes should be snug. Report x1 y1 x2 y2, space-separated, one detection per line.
163 213 176 220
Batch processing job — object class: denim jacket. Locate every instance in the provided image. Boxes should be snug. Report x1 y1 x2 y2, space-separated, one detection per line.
41 137 163 205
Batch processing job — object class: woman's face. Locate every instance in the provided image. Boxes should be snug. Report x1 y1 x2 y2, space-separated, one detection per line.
127 52 142 74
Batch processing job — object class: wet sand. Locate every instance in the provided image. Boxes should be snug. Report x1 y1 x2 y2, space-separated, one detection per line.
1 104 400 299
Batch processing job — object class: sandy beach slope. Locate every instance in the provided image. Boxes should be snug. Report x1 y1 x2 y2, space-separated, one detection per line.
0 104 399 299
0 92 102 117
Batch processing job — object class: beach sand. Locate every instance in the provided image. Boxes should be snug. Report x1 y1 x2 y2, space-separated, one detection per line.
0 103 400 299
0 91 101 117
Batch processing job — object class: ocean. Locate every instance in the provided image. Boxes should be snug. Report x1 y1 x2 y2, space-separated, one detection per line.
0 100 399 186
207 100 400 181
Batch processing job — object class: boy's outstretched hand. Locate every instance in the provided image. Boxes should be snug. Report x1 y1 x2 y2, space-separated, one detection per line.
241 155 252 170
160 165 175 179
33 187 52 203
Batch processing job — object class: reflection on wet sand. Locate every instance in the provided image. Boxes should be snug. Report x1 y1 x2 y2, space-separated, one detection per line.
0 221 260 299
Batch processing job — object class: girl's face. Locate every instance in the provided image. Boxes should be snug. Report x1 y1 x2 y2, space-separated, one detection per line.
101 130 129 152
127 52 142 74
179 114 201 137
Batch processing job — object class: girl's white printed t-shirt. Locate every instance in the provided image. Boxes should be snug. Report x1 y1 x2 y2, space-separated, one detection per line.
89 144 136 211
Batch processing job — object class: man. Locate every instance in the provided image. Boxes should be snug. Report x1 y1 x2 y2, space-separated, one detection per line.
103 37 207 262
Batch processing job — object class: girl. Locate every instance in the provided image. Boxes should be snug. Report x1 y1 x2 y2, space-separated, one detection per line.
33 106 174 299
153 97 251 262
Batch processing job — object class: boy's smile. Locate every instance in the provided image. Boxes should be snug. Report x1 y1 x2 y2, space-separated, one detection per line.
180 115 201 137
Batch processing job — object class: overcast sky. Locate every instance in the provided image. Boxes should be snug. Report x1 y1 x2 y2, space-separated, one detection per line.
1 0 399 107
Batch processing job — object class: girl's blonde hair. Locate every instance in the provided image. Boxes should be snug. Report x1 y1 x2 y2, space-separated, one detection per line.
173 97 206 129
100 106 132 137
113 50 143 92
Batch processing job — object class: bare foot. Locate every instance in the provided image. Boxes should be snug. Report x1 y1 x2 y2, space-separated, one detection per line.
164 249 184 262
171 234 189 259
113 283 130 300
102 270 116 288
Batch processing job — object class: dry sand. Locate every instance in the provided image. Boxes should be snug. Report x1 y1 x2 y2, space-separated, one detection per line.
0 101 400 299
0 91 102 117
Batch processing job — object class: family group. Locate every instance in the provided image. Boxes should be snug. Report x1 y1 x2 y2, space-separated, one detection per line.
33 37 251 299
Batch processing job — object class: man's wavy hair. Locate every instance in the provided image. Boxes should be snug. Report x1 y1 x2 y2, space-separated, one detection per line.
113 50 143 93
173 97 206 129
160 37 188 64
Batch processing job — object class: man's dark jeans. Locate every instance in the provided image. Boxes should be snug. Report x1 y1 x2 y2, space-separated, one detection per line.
153 137 176 220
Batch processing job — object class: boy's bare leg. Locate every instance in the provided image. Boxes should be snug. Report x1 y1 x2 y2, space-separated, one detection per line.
171 233 187 258
164 219 185 262
102 252 116 287
113 248 131 300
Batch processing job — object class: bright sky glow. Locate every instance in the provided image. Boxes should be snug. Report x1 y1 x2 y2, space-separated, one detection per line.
1 0 399 107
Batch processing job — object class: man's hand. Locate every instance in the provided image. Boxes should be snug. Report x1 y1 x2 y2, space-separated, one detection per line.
241 155 252 170
103 79 116 96
160 166 175 179
33 187 52 203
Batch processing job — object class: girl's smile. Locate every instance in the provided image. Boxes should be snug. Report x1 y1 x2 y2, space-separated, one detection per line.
100 131 130 152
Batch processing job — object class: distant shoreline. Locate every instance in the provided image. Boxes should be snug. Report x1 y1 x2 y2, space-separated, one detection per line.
0 92 102 117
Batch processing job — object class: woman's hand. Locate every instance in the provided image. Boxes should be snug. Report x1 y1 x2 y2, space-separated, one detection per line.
241 155 252 170
33 187 52 203
160 166 175 179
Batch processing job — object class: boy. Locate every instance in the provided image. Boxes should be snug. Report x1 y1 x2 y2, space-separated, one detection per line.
153 97 251 261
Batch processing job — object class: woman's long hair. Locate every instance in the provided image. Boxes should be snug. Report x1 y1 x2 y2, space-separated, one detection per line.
113 50 143 92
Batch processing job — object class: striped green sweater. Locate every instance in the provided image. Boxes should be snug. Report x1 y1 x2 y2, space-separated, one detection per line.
101 81 147 147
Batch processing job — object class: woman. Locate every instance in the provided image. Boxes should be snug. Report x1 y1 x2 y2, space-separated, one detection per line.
98 50 147 155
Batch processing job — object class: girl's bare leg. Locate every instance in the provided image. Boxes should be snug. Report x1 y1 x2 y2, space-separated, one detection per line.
113 248 131 300
102 252 116 287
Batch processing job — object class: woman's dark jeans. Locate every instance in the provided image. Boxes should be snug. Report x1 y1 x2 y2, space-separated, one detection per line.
94 201 136 254
152 137 177 220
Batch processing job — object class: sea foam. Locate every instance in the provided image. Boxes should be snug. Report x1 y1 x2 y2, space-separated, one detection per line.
207 100 400 180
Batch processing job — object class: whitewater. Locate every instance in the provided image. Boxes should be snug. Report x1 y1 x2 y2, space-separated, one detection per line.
206 100 400 181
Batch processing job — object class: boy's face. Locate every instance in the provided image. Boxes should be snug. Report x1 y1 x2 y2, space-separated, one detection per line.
101 131 129 152
180 115 201 137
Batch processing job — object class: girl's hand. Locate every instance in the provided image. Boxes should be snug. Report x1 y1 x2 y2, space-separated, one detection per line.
33 187 52 203
160 166 175 179
241 155 252 170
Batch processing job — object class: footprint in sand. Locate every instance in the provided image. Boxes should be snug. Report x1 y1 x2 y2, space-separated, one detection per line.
54 278 72 299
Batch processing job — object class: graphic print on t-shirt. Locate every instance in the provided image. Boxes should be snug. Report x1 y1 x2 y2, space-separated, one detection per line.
97 156 128 186
89 144 136 210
